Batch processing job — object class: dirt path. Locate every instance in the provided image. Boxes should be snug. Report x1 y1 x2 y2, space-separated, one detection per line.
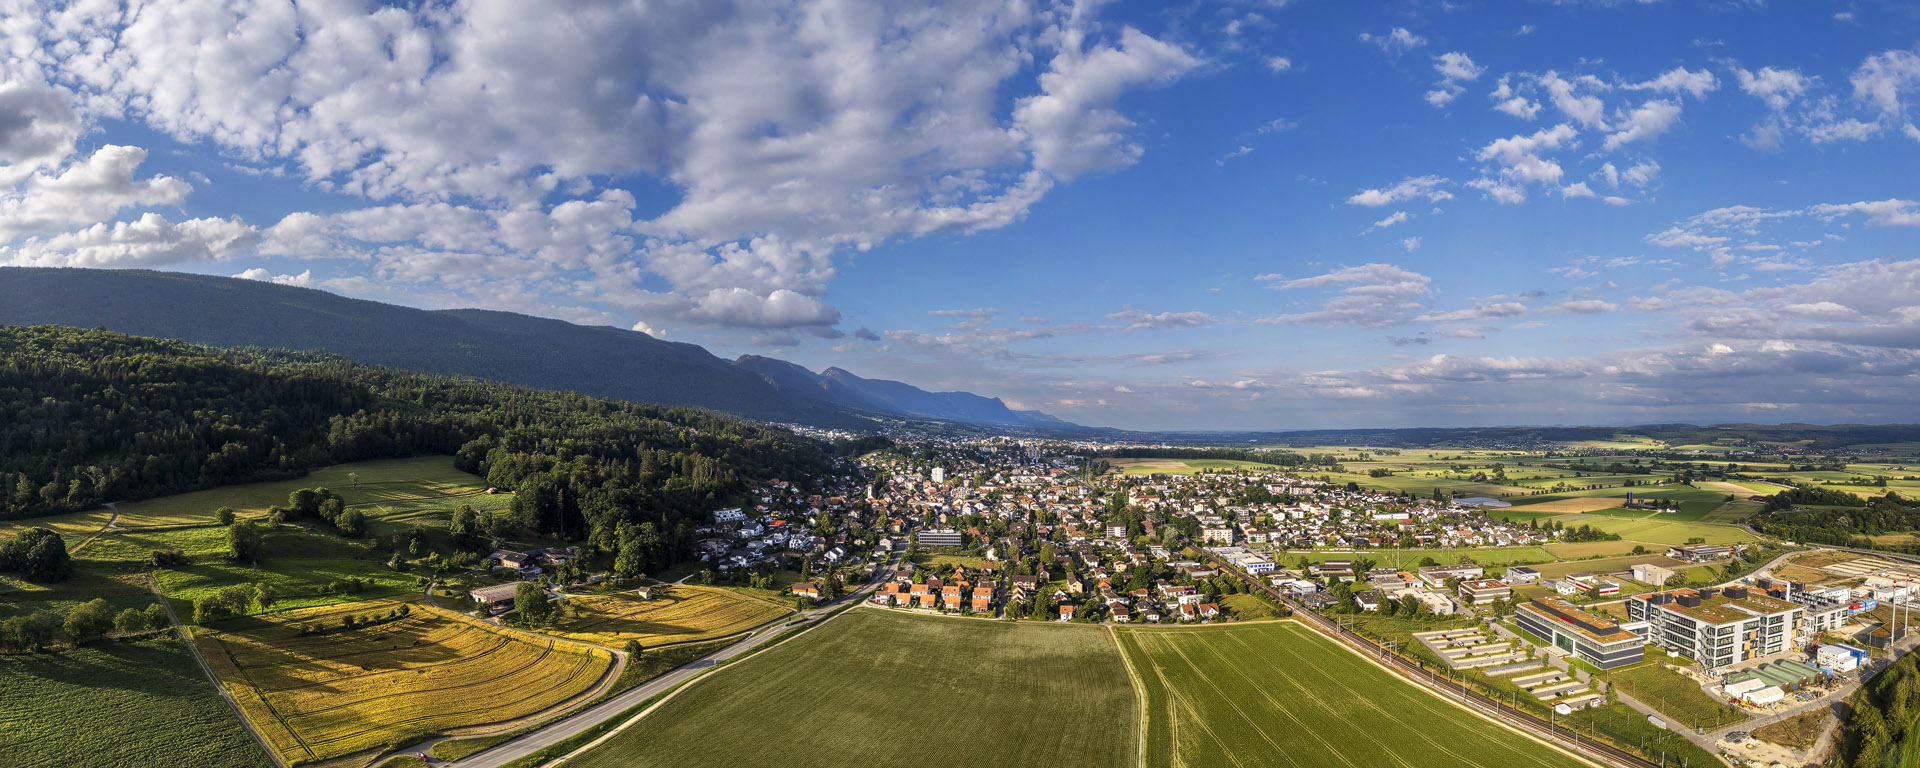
151 583 289 768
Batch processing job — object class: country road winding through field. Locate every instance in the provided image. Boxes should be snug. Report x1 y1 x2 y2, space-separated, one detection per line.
390 555 897 767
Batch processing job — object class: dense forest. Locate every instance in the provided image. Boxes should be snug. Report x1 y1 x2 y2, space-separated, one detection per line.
0 326 835 570
1750 490 1918 553
1840 647 1920 768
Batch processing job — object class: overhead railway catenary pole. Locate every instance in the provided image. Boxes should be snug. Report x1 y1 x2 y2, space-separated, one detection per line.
1184 539 1672 768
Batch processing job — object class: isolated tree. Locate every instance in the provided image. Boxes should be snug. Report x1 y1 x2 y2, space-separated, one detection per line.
515 582 554 624
252 582 278 611
227 520 265 561
624 638 642 655
215 506 237 526
63 598 116 643
115 607 150 636
334 508 367 538
142 603 170 631
288 489 320 518
0 611 59 652
0 527 72 582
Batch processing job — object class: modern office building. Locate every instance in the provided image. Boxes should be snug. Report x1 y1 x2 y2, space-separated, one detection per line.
1626 587 1804 670
917 528 963 547
1514 596 1646 670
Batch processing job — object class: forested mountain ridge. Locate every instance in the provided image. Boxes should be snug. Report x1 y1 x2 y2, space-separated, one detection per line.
0 267 1074 430
0 326 832 567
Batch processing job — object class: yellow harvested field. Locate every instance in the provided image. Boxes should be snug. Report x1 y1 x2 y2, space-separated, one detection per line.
1514 498 1627 513
112 456 490 529
544 586 789 648
1788 550 1862 570
1703 481 1766 495
197 599 612 765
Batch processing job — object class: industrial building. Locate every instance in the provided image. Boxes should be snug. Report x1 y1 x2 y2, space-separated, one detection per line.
1626 587 1804 670
1514 596 1646 670
1457 579 1512 606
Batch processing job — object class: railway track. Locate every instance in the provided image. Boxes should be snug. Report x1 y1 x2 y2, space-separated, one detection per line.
1186 542 1692 768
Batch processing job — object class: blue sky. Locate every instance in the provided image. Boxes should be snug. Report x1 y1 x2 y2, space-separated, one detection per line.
1 1 1917 431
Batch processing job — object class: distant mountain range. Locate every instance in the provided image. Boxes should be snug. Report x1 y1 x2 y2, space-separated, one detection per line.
0 267 1079 431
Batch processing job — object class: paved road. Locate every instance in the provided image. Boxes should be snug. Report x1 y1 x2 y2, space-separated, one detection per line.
416 560 895 767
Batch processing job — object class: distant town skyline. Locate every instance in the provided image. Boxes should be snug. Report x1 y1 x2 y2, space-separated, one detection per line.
1 1 1917 430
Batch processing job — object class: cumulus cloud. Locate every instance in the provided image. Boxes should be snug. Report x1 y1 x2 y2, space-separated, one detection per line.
1470 123 1577 202
1256 263 1433 327
233 267 314 287
1628 67 1718 99
1426 52 1485 106
1 1 1204 338
0 213 255 268
1603 100 1683 150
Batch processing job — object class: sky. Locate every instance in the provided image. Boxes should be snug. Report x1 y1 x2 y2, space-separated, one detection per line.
1 0 1918 431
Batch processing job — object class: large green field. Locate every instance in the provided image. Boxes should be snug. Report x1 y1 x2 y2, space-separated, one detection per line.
1115 622 1578 768
0 635 268 768
569 608 1137 768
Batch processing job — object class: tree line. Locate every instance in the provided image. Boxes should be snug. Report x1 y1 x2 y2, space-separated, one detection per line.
0 326 837 575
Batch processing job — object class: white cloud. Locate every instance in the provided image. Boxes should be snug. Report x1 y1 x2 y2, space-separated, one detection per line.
1539 72 1610 129
1107 308 1216 331
1628 67 1717 99
1360 28 1427 54
0 145 192 239
2 2 1205 336
1425 52 1484 107
1401 236 1421 252
1256 263 1433 327
1808 199 1920 227
0 213 255 268
1490 76 1542 120
1806 118 1882 143
1016 27 1202 180
1346 175 1453 206
1851 50 1920 120
1735 67 1810 111
1265 57 1293 73
233 267 314 287
1366 211 1410 231
1603 100 1682 150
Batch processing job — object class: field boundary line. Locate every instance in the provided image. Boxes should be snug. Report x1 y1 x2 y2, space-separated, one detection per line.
1107 628 1151 768
542 592 876 766
151 581 290 768
1281 619 1606 768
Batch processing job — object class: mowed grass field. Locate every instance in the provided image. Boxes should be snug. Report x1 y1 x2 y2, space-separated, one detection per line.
1116 622 1577 768
544 586 789 648
0 457 502 547
196 599 612 765
113 456 504 529
569 608 1136 768
0 635 269 768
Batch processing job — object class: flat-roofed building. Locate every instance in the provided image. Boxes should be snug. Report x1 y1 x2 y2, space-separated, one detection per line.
1505 566 1542 584
1515 596 1645 670
1417 563 1485 586
918 528 963 547
1626 586 1804 670
1631 563 1675 587
1458 579 1513 606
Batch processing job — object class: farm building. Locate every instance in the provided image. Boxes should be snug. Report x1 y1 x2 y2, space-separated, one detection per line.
470 583 522 611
